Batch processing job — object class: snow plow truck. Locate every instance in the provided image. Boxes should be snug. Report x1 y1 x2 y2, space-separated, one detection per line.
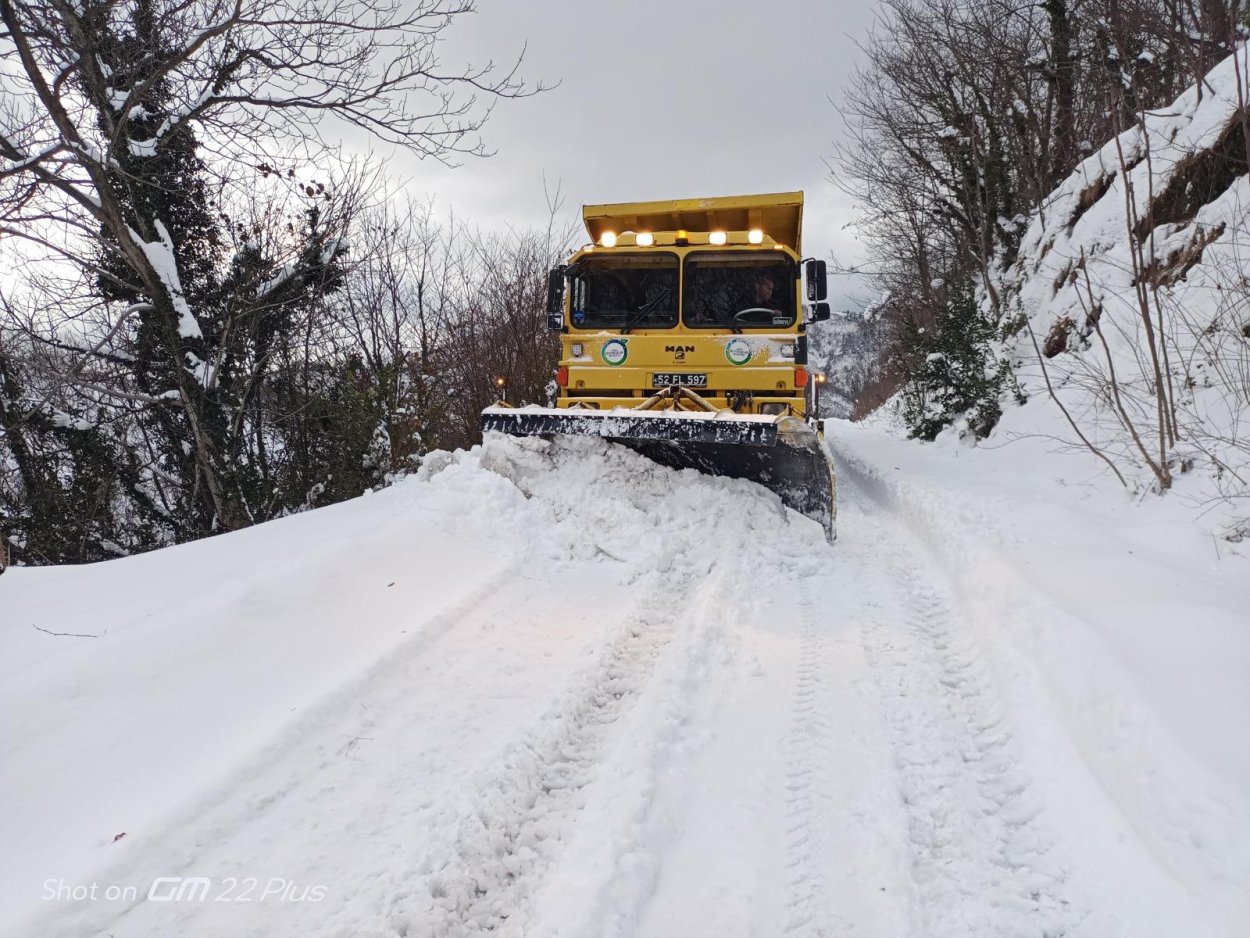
481 191 836 541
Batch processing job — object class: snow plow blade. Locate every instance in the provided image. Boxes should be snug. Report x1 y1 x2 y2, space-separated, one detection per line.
481 406 835 542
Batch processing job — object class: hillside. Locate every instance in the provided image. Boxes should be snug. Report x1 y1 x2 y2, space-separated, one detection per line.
989 44 1250 538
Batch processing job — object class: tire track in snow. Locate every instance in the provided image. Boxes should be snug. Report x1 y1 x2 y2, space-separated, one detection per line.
390 585 687 937
861 527 1080 938
782 579 850 937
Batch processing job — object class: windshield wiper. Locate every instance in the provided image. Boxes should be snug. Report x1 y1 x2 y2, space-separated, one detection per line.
619 291 675 334
618 310 651 335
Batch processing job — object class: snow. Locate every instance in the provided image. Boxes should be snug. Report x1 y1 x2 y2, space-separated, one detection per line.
319 237 349 265
0 144 61 175
255 241 350 299
47 409 94 431
184 350 211 386
128 137 157 158
2 430 1247 936
139 87 214 145
996 42 1250 534
130 221 202 339
482 403 782 424
256 261 298 299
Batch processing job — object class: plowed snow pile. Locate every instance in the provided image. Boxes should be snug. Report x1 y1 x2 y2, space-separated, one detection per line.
0 435 826 937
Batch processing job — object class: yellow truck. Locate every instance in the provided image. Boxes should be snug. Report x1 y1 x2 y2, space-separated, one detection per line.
483 191 836 541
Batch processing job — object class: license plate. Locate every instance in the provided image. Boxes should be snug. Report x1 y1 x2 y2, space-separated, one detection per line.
652 372 708 388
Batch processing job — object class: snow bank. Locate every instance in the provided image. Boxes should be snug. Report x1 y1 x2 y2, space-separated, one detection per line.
0 450 520 928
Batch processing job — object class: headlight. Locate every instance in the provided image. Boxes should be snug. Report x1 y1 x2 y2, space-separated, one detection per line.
748 228 764 244
779 343 795 359
709 230 727 245
636 232 654 246
570 343 584 357
600 231 617 248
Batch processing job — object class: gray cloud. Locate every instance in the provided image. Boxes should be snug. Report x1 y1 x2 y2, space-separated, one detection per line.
369 0 880 310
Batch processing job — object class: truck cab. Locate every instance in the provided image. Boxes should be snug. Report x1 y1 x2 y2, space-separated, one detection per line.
547 192 831 417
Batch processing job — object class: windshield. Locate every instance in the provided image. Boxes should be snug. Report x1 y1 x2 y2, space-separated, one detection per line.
568 253 678 330
683 252 796 328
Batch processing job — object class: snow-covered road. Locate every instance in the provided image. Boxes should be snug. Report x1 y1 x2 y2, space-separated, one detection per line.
3 430 1247 937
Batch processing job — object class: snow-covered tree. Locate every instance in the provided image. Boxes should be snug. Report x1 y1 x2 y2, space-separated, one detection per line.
0 0 539 559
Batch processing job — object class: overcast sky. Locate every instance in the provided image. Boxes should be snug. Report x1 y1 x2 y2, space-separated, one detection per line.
371 0 882 308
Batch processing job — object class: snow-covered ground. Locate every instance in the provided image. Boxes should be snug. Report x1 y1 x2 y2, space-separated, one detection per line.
2 429 1247 937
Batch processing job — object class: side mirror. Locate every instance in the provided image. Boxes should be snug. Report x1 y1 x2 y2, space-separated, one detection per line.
804 259 828 302
546 266 566 330
808 301 831 323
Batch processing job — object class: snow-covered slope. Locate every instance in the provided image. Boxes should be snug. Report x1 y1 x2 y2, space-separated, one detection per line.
996 44 1250 535
2 430 1247 937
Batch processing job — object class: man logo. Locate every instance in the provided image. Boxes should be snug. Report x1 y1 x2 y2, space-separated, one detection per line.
664 344 695 361
148 877 212 902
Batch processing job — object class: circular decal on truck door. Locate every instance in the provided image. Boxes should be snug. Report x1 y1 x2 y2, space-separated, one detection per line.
725 338 752 365
601 339 628 366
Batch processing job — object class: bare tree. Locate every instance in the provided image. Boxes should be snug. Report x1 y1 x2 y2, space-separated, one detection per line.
832 0 1241 434
0 0 541 550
